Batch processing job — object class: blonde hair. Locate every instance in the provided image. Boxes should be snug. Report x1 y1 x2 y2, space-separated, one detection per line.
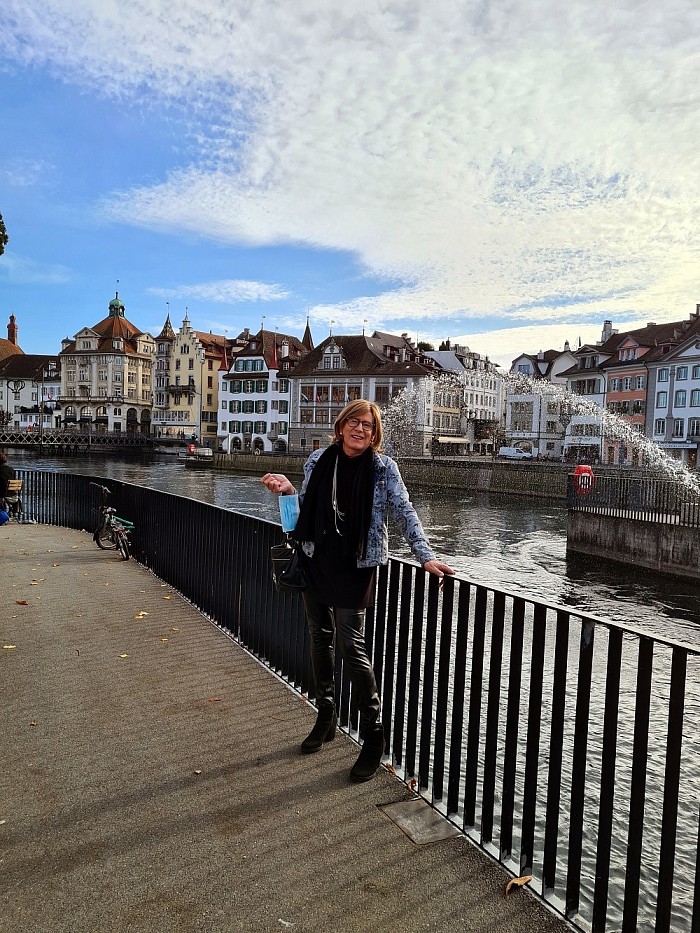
333 400 383 451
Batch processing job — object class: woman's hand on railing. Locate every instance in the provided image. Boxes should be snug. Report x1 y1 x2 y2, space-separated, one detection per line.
423 559 455 586
261 473 295 496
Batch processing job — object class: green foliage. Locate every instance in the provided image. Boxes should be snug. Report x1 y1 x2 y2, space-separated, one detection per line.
0 213 8 256
416 341 434 351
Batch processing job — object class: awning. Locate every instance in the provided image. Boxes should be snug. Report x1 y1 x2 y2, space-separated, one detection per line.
436 436 470 443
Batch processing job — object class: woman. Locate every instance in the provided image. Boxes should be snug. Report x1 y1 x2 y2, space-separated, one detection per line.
262 400 453 783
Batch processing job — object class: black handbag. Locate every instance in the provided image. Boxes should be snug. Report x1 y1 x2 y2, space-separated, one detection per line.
270 535 308 593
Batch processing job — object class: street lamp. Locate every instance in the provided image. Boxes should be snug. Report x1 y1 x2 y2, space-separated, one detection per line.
6 379 25 431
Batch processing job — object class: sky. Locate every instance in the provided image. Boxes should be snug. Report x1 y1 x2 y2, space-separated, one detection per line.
1 1 699 372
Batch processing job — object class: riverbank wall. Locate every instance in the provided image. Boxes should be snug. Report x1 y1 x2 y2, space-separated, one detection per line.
211 452 700 502
211 452 574 499
567 511 700 582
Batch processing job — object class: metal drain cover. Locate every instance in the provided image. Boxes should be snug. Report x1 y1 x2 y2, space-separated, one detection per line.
378 798 461 845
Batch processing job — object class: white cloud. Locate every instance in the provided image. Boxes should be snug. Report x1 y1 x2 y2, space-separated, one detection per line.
3 0 700 329
0 157 48 187
147 279 289 303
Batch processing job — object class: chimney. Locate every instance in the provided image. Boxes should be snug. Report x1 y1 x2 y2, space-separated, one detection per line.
647 322 656 328
537 350 544 360
7 314 18 346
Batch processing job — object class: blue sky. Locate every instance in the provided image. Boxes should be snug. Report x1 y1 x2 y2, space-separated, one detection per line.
2 1 700 371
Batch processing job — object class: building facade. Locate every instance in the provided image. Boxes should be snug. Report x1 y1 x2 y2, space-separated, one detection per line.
288 332 439 456
150 313 230 442
58 294 155 433
0 353 61 431
218 328 311 453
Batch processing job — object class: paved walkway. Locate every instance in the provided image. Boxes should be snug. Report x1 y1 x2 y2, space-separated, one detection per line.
1 523 566 933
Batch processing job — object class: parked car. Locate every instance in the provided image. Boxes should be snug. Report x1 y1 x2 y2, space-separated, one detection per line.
498 446 533 460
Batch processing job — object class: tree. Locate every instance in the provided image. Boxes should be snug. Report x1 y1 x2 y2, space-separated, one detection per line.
0 213 7 256
417 341 434 351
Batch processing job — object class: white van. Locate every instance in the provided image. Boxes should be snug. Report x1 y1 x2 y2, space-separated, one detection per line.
498 446 533 460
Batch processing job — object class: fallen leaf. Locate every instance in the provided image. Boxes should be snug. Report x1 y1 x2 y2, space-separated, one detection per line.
160 637 169 643
3 645 17 650
209 697 223 702
30 721 38 728
384 763 397 775
408 779 417 792
171 627 180 633
16 600 28 606
504 875 532 898
163 595 172 600
134 612 149 619
119 653 129 659
71 546 79 549
52 563 60 567
194 769 202 775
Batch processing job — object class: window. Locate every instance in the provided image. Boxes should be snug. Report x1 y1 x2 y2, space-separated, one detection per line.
673 418 684 437
315 409 329 423
658 368 669 382
656 391 667 408
254 420 266 433
243 380 255 393
301 409 313 424
278 400 288 414
636 375 645 389
229 400 241 413
332 356 341 369
208 360 213 371
189 359 194 370
242 421 254 434
677 366 688 380
175 358 181 370
691 389 700 407
623 377 632 391
206 394 212 406
278 379 289 393
229 420 241 433
688 418 700 437
375 386 390 405
675 390 687 407
231 380 242 393
181 345 189 354
693 365 700 379
256 380 267 393
255 400 267 414
242 400 254 413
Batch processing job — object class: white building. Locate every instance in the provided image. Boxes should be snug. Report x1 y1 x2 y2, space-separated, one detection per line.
218 328 311 453
506 343 577 458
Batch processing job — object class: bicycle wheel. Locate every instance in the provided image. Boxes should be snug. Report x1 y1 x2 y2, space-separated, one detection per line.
94 521 117 549
117 530 131 561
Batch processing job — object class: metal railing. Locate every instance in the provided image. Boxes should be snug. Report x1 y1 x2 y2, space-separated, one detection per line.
15 469 700 932
567 472 700 527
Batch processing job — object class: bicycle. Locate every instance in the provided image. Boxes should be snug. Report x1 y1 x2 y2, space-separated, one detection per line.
91 482 134 561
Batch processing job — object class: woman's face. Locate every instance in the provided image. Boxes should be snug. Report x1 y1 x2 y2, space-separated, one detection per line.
340 411 375 457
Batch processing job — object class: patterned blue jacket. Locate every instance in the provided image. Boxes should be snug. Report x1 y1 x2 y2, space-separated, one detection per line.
297 447 435 569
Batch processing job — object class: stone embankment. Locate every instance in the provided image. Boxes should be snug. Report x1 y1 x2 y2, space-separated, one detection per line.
212 452 581 499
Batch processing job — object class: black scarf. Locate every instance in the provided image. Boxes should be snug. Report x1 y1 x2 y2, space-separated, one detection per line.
294 443 375 560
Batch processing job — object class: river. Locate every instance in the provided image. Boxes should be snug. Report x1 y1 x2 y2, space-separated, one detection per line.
9 447 700 645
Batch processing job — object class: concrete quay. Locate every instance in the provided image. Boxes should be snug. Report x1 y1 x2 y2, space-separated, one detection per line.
1 523 566 933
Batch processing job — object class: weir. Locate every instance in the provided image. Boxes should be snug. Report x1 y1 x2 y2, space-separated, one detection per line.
8 468 700 932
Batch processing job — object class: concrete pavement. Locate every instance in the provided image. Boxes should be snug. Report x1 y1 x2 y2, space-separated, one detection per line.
1 523 567 933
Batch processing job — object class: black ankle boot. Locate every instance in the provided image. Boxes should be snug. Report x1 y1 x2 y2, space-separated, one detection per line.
349 723 385 782
300 705 337 754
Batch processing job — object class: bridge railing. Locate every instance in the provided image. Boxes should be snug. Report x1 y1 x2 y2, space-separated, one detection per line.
16 469 700 933
567 472 700 527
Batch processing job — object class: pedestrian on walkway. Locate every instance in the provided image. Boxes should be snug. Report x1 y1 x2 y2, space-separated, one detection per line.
262 400 453 783
0 452 15 499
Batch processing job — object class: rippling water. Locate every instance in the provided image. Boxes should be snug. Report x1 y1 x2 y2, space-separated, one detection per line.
9 447 700 642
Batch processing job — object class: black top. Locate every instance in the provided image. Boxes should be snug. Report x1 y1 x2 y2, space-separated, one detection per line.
0 463 15 499
306 448 376 609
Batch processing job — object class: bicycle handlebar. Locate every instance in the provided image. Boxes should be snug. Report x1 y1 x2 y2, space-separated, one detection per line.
89 482 111 494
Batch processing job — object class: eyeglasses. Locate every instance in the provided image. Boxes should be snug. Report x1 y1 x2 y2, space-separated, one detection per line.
346 417 375 432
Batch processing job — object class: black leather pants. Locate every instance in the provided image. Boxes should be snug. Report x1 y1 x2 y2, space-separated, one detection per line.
302 588 381 728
